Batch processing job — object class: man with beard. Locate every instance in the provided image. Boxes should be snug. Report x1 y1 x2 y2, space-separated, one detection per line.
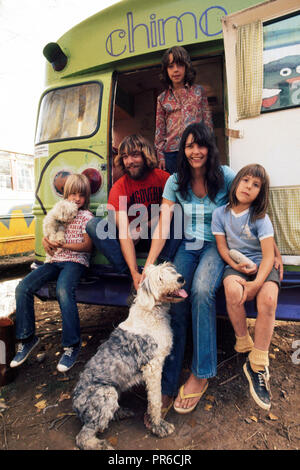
86 134 179 290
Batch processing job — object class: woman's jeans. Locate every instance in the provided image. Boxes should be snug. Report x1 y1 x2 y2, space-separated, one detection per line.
15 262 86 347
161 239 225 397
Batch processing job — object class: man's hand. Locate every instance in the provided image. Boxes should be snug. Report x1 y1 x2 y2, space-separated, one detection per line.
158 159 166 171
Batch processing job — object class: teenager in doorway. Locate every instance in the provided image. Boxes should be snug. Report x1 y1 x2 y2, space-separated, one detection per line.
155 46 213 174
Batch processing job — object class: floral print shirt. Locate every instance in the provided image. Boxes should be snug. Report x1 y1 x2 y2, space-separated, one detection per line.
154 84 213 161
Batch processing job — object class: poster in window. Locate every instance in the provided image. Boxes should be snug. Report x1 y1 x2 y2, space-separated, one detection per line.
262 13 300 112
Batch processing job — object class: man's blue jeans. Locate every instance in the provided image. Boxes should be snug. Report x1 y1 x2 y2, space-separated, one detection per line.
15 262 86 347
86 217 182 273
161 239 225 397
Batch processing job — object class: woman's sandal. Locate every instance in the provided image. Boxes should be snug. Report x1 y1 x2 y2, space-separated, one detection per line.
144 398 174 429
161 398 174 419
173 382 208 414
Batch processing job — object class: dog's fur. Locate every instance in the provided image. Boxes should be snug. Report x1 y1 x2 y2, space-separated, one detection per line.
73 262 187 450
43 199 78 262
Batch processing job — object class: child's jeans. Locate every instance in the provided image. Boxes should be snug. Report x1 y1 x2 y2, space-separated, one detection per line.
15 262 86 347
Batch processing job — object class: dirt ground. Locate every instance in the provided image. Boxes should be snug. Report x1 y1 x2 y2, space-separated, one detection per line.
0 257 299 452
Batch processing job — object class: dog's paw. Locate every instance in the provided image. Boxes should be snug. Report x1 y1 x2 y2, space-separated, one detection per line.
114 407 135 421
151 419 175 438
76 435 115 451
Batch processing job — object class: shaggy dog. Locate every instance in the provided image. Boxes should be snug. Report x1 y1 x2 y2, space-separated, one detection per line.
73 262 187 450
42 200 78 261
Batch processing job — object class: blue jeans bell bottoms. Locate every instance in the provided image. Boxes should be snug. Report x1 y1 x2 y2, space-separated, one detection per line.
161 239 225 397
15 261 86 347
86 215 182 274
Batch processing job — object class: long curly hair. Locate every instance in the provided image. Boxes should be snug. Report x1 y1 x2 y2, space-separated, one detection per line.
227 164 270 221
160 46 196 88
114 134 158 171
176 122 224 202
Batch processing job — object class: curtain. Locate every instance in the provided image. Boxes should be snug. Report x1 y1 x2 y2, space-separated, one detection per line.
236 20 263 119
268 186 300 256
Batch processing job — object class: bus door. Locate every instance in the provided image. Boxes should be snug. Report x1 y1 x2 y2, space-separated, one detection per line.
221 0 300 321
34 71 114 263
111 53 227 187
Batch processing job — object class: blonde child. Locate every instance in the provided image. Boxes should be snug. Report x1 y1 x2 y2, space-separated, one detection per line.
212 164 280 410
10 174 93 373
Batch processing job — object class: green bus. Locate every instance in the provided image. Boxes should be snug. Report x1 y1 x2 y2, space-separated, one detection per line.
33 0 300 320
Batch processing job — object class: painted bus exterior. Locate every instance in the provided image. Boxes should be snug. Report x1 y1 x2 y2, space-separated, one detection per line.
33 0 300 320
0 150 35 257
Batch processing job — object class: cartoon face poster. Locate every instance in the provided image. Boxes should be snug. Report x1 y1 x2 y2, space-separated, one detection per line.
262 13 300 111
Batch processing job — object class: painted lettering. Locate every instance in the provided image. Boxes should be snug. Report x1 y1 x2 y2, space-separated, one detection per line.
199 5 227 36
105 29 127 57
105 6 228 57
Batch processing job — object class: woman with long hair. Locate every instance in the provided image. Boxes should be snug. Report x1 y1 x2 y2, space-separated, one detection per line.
143 122 235 416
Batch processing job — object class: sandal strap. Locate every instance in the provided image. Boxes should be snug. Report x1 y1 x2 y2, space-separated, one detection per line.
179 382 208 400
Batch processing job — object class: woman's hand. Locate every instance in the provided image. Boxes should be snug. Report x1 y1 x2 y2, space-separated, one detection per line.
274 255 284 281
132 270 142 292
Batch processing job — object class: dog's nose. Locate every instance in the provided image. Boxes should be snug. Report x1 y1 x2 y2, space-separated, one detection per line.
177 276 185 283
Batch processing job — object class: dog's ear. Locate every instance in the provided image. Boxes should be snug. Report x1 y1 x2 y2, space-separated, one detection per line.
137 276 156 310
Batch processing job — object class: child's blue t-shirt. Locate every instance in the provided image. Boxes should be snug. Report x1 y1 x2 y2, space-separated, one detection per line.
162 165 235 242
211 204 274 265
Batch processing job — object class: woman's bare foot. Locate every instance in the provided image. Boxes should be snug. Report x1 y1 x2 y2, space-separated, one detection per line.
174 374 208 412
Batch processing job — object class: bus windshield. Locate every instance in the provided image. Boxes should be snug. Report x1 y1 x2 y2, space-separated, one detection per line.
35 82 102 144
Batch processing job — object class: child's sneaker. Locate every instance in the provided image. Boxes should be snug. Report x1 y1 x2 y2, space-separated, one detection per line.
57 343 81 372
243 360 271 410
10 336 40 368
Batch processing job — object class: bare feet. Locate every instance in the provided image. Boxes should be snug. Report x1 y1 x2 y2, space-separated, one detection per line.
174 374 208 412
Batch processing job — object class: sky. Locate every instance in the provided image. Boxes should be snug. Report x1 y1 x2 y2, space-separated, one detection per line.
0 0 120 155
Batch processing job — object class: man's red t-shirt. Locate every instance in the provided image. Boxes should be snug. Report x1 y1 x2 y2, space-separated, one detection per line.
108 168 170 222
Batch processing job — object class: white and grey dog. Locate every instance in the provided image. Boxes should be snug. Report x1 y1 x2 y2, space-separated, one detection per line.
43 199 78 261
73 262 187 450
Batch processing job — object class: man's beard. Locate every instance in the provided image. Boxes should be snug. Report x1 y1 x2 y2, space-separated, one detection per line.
124 163 148 180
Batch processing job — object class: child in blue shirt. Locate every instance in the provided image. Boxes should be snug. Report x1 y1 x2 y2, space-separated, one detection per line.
212 164 280 411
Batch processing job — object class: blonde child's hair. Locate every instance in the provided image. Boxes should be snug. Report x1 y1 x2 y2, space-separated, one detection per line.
114 134 158 171
227 164 270 221
63 174 91 209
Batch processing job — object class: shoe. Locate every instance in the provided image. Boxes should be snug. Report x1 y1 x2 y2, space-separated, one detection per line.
243 360 271 410
173 382 208 414
10 336 40 368
57 343 81 372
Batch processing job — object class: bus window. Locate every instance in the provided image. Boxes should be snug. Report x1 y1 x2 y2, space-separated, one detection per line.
0 158 12 190
35 82 102 144
15 160 34 191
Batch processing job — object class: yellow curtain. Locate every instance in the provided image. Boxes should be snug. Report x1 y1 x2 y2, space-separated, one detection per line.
236 21 263 120
268 186 300 256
